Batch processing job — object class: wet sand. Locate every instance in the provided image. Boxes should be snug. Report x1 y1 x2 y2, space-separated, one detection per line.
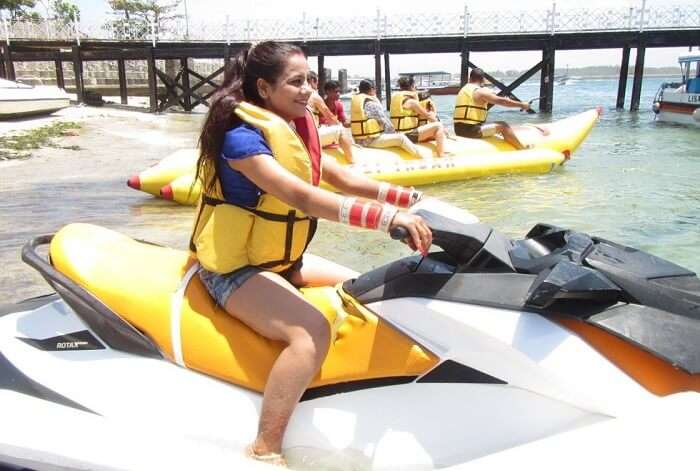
0 106 203 302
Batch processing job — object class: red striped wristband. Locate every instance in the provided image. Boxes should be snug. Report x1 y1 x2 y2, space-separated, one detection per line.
339 197 397 232
377 182 423 208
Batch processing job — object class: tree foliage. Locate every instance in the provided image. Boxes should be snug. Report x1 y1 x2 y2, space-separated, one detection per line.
105 0 182 39
51 0 79 24
0 0 39 21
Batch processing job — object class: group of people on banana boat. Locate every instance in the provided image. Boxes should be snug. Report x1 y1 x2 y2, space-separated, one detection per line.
192 40 546 466
304 61 547 165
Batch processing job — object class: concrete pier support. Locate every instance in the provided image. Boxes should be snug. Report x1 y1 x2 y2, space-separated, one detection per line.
539 46 555 113
317 54 325 90
71 45 84 103
630 44 646 111
374 41 382 100
460 42 470 86
616 46 631 109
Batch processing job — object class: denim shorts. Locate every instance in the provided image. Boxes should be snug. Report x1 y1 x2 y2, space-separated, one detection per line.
198 259 303 307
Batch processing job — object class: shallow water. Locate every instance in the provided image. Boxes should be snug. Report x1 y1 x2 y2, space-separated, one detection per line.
1 76 698 303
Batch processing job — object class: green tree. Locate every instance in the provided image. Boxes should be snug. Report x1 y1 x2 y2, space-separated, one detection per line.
0 0 39 21
106 0 182 39
51 0 79 25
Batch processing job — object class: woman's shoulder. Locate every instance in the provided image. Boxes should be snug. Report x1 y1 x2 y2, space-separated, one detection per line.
222 123 272 161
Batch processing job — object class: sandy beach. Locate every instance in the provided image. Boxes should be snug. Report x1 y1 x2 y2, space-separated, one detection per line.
0 104 204 302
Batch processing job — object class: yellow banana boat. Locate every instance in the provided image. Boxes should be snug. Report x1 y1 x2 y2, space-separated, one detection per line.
133 109 600 205
127 148 197 197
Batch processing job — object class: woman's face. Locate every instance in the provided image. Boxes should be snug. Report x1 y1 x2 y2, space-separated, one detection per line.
258 53 312 121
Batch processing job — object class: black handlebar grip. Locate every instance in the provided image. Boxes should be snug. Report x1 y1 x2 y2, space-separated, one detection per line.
390 226 409 240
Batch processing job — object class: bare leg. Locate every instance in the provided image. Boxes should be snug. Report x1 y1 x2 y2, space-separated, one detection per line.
367 133 422 159
224 272 332 459
338 131 354 164
494 121 529 150
417 122 447 156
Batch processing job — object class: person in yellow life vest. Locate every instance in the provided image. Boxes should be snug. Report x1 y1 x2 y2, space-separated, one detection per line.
306 71 355 163
192 41 431 467
453 68 548 150
351 79 424 159
391 76 448 157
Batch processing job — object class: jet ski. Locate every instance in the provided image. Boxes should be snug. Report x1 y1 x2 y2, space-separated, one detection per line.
2 199 700 470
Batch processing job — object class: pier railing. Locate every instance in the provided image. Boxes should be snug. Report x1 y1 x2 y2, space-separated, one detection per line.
2 3 699 43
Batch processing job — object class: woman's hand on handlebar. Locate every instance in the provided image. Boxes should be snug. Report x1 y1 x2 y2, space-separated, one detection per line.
390 212 432 256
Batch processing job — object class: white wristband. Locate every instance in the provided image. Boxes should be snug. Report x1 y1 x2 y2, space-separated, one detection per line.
378 205 398 233
377 182 391 203
338 197 356 225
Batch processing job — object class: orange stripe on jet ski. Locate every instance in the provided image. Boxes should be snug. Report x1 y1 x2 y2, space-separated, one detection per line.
554 316 700 396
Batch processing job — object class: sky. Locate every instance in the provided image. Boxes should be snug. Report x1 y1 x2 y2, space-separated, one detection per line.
59 0 698 76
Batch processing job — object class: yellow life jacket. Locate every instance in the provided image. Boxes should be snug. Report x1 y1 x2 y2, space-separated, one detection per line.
389 91 419 132
189 101 322 274
350 93 383 140
418 97 436 127
453 83 488 125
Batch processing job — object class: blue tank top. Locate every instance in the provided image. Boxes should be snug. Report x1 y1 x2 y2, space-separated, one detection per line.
218 123 273 206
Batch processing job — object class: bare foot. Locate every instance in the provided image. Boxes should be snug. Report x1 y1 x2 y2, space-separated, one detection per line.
246 444 288 467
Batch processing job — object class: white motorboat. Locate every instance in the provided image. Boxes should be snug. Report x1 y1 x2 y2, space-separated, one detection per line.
0 78 71 119
652 54 700 127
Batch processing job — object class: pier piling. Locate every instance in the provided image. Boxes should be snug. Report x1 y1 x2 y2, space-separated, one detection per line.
384 51 391 111
70 45 84 103
117 58 127 104
374 41 382 100
180 57 192 111
55 55 65 91
630 43 646 111
146 46 157 113
2 43 16 81
460 42 469 86
539 46 555 113
616 46 631 109
317 54 325 91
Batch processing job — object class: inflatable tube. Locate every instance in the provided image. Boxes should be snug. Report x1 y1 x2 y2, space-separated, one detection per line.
129 109 600 205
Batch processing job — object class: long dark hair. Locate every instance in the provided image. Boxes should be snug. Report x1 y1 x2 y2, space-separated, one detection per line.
196 41 304 193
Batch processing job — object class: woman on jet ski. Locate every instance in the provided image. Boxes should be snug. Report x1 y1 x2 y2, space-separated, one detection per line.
191 41 432 466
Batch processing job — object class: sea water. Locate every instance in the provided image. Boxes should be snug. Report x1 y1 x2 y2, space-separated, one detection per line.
0 76 697 302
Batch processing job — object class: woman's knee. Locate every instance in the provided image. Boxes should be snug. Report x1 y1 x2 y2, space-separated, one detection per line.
286 311 331 359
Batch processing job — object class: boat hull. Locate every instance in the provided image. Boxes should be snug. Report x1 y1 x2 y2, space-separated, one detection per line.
654 90 700 127
0 98 71 119
0 80 71 119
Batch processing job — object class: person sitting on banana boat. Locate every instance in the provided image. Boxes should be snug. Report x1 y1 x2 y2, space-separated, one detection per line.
453 68 548 150
307 71 355 163
320 80 349 128
350 79 425 159
390 76 448 157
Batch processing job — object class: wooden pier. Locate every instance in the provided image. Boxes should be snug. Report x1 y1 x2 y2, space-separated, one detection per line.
1 28 697 113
